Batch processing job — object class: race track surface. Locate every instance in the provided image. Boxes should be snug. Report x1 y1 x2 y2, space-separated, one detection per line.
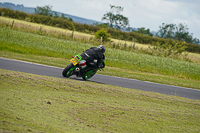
0 57 200 100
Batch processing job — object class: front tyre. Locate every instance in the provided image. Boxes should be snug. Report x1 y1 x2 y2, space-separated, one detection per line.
82 69 97 80
62 63 74 77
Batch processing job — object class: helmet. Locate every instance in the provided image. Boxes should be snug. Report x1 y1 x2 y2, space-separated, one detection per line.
97 45 106 54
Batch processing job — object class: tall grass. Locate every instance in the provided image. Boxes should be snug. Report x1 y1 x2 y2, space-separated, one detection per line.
106 49 200 79
1 16 196 63
0 17 93 43
1 27 200 80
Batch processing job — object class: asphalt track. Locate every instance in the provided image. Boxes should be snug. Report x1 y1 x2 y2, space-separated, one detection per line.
0 57 200 100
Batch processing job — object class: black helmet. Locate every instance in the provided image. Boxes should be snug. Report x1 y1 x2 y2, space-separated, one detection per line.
97 45 106 54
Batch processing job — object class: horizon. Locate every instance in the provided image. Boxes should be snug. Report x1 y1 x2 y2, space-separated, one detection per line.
0 0 200 39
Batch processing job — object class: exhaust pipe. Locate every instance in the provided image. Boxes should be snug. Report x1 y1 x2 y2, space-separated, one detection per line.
75 67 80 72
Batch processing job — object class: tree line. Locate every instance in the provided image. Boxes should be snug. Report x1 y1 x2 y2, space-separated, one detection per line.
100 5 199 44
0 7 200 53
33 5 200 44
34 5 73 21
156 23 199 44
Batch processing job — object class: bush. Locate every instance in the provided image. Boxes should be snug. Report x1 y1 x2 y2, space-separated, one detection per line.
95 29 110 42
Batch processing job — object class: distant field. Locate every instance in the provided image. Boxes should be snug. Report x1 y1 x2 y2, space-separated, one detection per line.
0 16 150 49
2 16 200 64
1 69 200 133
0 16 91 37
188 52 200 64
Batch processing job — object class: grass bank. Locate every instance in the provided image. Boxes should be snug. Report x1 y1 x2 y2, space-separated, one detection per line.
1 69 200 133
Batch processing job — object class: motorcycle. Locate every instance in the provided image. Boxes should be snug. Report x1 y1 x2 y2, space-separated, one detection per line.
62 54 104 80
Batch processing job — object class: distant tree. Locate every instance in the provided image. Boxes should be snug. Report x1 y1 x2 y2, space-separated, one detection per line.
192 38 200 44
174 23 197 43
135 27 153 36
34 5 53 16
156 23 176 39
61 14 65 19
156 23 199 44
34 5 73 21
102 5 129 30
53 11 59 18
93 22 109 28
61 13 73 21
69 17 73 21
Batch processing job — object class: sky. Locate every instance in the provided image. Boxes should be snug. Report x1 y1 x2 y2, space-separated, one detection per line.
1 0 200 38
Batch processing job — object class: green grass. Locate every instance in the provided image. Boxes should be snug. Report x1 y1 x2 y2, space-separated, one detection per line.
2 16 200 63
0 16 93 38
0 27 200 89
1 69 200 133
0 16 149 49
1 16 200 133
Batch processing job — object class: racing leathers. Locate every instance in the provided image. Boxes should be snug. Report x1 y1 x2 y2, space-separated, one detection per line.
80 47 105 72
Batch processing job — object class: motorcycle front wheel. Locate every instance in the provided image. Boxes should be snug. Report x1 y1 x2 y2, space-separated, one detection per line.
82 69 97 80
62 63 75 77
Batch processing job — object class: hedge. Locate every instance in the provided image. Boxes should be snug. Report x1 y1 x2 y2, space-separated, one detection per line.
0 7 200 53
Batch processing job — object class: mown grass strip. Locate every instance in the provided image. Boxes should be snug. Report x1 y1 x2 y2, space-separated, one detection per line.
1 69 200 133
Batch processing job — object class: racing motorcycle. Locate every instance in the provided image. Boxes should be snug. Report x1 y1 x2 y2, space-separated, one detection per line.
62 54 105 80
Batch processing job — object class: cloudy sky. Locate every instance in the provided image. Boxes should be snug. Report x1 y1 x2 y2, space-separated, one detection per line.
1 0 200 38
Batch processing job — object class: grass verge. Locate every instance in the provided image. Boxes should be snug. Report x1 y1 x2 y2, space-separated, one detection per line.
1 69 200 133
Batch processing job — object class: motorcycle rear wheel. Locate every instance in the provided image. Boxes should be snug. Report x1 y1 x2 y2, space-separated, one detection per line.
62 63 74 77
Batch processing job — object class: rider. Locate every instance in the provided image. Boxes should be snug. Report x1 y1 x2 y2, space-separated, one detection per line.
80 45 106 73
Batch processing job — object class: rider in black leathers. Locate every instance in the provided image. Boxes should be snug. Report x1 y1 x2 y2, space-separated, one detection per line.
80 45 106 73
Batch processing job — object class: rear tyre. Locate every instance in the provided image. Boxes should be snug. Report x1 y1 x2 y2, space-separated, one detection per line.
62 63 74 77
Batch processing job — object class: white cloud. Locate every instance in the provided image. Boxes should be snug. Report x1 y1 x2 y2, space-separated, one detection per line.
122 0 200 38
